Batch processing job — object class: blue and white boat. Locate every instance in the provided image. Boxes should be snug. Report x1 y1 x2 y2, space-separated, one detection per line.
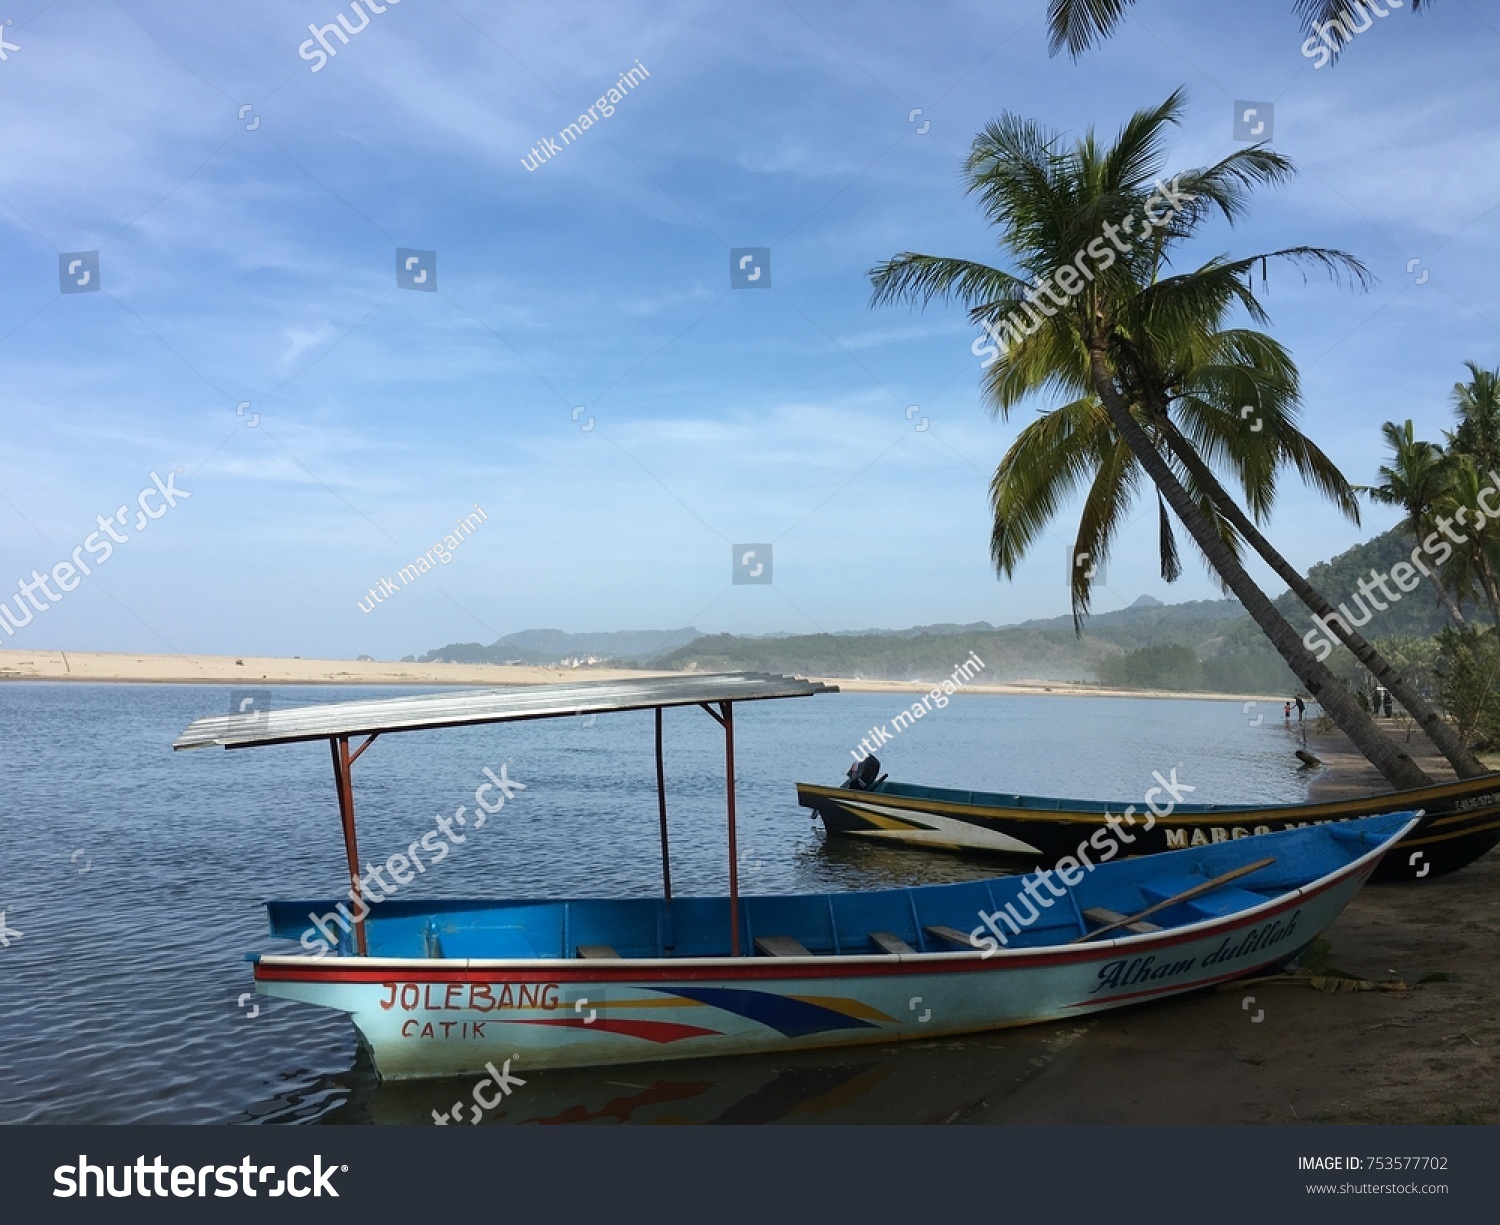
175 675 1416 1080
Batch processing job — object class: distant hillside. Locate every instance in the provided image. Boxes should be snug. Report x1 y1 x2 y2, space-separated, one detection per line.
1015 596 1248 649
649 615 1294 691
415 595 1293 690
415 528 1465 692
650 627 1106 684
829 620 1003 639
1266 527 1472 638
422 627 700 665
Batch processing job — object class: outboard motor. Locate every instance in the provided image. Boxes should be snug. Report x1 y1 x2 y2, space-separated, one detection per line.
844 755 883 791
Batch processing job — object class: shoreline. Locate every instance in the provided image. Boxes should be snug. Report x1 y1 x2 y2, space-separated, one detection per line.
0 648 1283 703
1301 719 1485 800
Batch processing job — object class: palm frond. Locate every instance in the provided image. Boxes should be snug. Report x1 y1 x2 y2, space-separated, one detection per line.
1293 0 1434 64
1068 433 1143 629
1157 492 1183 583
990 398 1118 577
1161 147 1298 230
1049 0 1433 63
868 253 1024 313
1097 88 1188 197
1046 0 1139 58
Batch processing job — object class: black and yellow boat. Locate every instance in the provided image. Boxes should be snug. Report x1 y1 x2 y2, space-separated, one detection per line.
796 760 1500 883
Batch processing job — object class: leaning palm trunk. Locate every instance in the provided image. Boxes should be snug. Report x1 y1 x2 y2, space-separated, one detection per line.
1155 420 1488 779
1429 571 1470 631
1089 351 1433 790
1476 554 1500 628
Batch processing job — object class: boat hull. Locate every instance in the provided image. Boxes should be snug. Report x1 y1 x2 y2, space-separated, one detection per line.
798 773 1500 882
256 851 1378 1079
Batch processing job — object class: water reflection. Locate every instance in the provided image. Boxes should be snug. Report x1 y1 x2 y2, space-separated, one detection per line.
248 1022 1088 1125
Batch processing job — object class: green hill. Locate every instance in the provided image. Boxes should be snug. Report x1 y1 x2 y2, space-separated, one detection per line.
649 597 1298 692
1267 528 1469 638
418 527 1471 695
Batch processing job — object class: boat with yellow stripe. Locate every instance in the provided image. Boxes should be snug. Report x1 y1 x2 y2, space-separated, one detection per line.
796 759 1500 882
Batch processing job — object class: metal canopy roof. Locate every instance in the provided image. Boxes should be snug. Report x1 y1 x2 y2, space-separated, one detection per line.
173 671 837 751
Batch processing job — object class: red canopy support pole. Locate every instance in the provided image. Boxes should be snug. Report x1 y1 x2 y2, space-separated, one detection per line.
654 706 672 901
329 735 368 956
722 700 740 956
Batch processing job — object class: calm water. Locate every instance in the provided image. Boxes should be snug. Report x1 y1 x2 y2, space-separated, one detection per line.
0 683 1312 1124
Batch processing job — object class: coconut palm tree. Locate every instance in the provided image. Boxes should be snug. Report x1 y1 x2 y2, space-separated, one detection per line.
1369 420 1470 628
870 89 1439 789
1436 456 1500 626
989 333 1488 777
1440 365 1500 626
1046 0 1433 60
1448 361 1500 471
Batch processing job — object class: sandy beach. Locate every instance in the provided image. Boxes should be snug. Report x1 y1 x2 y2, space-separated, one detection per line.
996 724 1500 1123
0 649 667 688
996 847 1500 1123
0 647 1282 703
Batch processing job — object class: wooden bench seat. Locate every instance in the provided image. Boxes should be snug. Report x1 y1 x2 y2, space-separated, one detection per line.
1082 906 1162 935
576 944 621 959
923 924 976 948
870 931 915 955
754 936 812 957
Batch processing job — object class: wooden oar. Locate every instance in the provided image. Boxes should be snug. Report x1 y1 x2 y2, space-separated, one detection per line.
1069 857 1276 944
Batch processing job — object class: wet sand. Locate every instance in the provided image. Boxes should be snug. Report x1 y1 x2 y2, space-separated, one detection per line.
994 724 1500 1124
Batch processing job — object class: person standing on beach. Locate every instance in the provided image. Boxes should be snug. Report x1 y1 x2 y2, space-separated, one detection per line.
1295 696 1305 723
1284 701 1291 721
1383 689 1394 718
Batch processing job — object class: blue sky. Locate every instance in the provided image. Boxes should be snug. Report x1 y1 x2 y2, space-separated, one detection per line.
1 0 1498 659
